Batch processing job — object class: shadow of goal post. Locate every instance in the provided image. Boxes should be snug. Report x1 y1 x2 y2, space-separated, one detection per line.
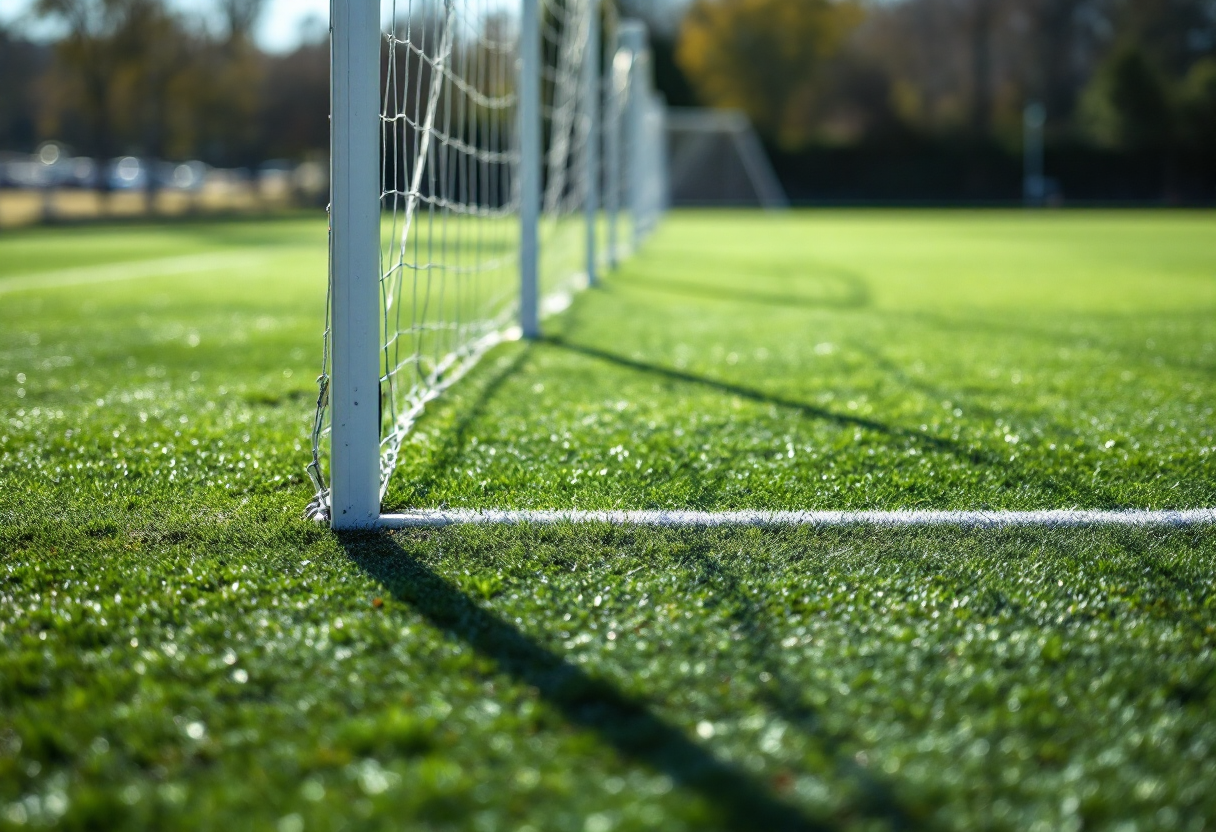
325 1 664 529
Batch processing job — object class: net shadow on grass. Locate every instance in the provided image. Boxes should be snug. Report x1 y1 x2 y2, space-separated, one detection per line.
607 266 870 312
388 345 536 508
678 541 918 829
607 257 870 312
901 310 1216 380
842 338 1124 508
344 530 828 832
544 336 1001 471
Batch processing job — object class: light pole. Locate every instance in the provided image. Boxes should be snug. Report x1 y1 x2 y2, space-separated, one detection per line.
1023 102 1046 207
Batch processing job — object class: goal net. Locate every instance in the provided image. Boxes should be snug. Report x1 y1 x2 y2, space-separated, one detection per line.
308 0 667 527
666 109 787 209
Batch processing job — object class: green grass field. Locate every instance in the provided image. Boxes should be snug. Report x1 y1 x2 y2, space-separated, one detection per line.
2 211 1215 831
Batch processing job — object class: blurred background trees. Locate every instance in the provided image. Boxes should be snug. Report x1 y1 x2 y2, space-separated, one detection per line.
1 0 1213 202
1 0 328 174
0 23 49 151
664 0 1216 149
663 0 1216 200
676 0 865 148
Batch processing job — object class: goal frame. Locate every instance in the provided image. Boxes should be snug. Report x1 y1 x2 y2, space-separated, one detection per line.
326 0 648 529
320 3 1214 533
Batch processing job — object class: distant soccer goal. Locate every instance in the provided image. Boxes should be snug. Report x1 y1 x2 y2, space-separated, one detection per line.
666 109 787 209
309 0 668 528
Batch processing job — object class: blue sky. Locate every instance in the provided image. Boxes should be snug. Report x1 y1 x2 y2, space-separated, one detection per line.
255 0 330 50
0 0 331 52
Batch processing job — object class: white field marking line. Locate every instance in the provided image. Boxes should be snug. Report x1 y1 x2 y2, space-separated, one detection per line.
0 252 272 295
379 508 1216 529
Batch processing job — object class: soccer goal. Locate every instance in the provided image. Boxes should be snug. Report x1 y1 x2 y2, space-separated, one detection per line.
308 0 668 528
666 109 787 209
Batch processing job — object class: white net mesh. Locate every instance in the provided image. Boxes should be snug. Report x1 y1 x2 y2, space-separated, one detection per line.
533 0 595 318
309 0 631 515
376 0 524 487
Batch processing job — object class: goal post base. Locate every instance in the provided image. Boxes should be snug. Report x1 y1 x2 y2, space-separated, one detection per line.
377 508 1216 529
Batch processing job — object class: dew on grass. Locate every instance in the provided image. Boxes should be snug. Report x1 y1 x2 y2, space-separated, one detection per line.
352 759 397 796
584 814 612 832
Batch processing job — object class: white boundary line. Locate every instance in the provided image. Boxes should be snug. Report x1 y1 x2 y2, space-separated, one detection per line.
379 508 1216 529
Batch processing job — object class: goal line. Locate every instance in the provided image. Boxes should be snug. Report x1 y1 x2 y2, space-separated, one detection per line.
378 508 1216 529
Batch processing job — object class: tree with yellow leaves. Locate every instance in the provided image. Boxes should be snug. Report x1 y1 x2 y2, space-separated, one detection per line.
676 0 864 148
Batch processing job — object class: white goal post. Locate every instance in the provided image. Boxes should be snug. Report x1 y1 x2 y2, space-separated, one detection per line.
310 0 668 528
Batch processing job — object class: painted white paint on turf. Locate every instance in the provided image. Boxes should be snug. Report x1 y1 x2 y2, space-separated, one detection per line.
378 508 1216 529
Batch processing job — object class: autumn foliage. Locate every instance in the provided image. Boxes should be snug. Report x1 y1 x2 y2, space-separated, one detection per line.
676 0 863 149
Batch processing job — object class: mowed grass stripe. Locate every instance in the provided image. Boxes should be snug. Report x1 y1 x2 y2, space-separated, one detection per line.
0 252 276 294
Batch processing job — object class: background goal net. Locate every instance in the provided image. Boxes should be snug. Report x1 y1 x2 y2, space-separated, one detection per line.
309 0 667 527
666 109 787 209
